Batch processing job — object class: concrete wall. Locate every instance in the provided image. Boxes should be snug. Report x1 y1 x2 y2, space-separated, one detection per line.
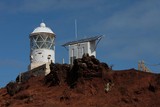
29 63 50 76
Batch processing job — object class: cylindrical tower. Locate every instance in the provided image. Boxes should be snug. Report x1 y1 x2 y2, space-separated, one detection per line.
29 23 55 70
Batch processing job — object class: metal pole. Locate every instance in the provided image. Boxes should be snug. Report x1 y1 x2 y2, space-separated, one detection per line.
75 19 78 40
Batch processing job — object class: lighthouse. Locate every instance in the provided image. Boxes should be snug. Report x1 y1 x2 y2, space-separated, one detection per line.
28 22 56 75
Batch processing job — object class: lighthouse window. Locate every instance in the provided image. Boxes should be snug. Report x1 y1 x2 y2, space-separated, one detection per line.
50 36 53 39
50 44 55 50
30 34 54 50
41 35 47 40
30 38 38 50
46 42 51 48
37 36 43 42
46 37 52 42
37 42 43 48
33 36 38 41
41 43 47 49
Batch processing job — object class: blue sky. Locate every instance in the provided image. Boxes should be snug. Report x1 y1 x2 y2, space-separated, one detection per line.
0 0 160 87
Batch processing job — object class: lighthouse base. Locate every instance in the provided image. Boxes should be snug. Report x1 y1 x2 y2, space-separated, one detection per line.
28 62 51 76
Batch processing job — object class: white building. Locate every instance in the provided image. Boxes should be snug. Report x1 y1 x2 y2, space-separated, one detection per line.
62 35 102 64
28 22 56 75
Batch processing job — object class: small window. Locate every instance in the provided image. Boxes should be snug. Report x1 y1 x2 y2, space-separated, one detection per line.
47 55 51 59
72 49 74 57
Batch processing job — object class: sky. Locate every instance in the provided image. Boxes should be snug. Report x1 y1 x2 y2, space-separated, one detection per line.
0 0 160 87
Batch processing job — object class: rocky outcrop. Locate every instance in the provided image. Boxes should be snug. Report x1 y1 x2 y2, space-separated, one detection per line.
1 56 160 107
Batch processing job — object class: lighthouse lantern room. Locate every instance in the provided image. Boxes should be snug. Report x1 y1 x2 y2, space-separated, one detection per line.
28 23 56 72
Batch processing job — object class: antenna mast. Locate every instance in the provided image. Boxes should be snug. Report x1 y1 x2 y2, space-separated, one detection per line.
75 19 78 40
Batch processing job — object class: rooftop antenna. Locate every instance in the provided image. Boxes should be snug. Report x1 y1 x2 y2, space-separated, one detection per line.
75 19 78 40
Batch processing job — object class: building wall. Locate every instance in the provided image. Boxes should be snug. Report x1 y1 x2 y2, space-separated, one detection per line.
68 41 96 64
69 44 77 64
30 63 50 75
89 41 96 56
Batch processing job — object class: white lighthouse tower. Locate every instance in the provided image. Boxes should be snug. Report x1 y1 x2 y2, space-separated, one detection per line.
28 22 56 75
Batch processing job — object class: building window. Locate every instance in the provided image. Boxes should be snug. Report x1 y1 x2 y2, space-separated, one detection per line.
70 49 75 64
72 49 74 57
82 47 85 55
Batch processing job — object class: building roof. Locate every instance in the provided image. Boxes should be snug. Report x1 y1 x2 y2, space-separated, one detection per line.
32 23 55 34
62 35 103 46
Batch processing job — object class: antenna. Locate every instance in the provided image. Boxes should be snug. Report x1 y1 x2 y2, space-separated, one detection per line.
75 19 78 40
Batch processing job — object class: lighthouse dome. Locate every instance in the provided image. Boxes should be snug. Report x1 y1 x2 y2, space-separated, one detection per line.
32 23 55 34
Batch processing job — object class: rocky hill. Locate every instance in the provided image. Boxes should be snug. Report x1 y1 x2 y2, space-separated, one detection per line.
0 54 160 107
